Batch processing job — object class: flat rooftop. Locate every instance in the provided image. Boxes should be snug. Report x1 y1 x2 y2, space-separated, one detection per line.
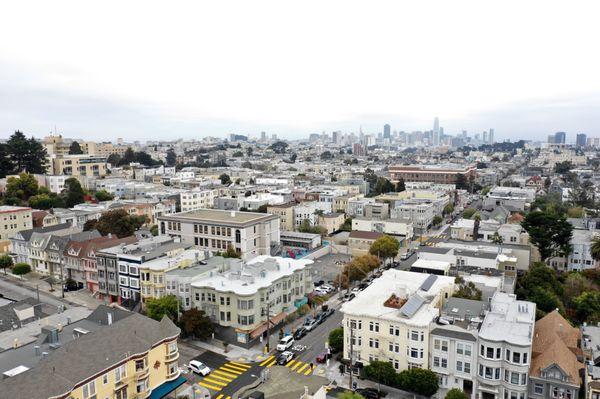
159 208 277 225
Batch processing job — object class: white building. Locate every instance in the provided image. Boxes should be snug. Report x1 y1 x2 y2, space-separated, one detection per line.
352 217 414 240
180 188 226 212
391 201 435 233
293 201 332 228
340 270 455 371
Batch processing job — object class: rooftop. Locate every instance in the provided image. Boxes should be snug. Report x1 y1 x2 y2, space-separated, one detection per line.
159 208 277 225
478 292 535 346
0 206 31 213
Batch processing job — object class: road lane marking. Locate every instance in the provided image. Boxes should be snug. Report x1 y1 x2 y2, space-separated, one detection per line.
198 381 222 391
216 395 224 399
259 356 274 366
207 373 234 383
229 361 251 369
265 357 277 368
219 366 243 375
224 363 248 372
296 363 309 373
212 369 239 379
290 361 302 371
304 367 313 375
202 377 229 387
286 360 297 368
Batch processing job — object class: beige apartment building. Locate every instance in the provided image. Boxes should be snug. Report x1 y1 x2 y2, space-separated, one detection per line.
267 202 296 231
50 154 108 177
0 206 33 241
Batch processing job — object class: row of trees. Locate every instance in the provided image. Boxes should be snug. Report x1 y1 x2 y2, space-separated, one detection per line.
3 173 87 208
107 148 162 167
0 131 48 178
363 361 438 397
83 209 147 238
145 295 214 339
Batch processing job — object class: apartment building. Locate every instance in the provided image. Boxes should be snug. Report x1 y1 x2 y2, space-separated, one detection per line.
483 187 536 212
347 231 383 257
352 217 414 241
0 206 33 240
139 248 205 306
582 324 600 399
50 154 108 177
158 209 280 261
340 270 455 371
191 256 313 344
180 187 227 212
391 201 435 233
293 201 332 227
267 202 296 231
0 306 182 399
475 292 535 399
9 222 79 264
389 164 477 184
567 229 598 271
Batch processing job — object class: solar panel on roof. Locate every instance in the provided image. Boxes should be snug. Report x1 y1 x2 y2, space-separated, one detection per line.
400 294 425 318
419 274 438 291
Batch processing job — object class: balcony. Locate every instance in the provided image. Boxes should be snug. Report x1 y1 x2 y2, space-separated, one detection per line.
165 364 181 381
135 364 149 379
165 350 179 362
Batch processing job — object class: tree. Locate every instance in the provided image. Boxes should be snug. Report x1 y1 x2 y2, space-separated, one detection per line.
397 368 439 397
178 308 214 339
257 204 268 213
592 237 600 263
93 209 147 238
395 178 406 192
219 173 232 185
0 144 13 178
6 131 48 174
455 173 468 190
5 173 39 203
298 219 327 236
119 147 136 165
573 291 600 323
453 277 482 300
217 245 241 259
246 147 253 156
369 235 400 265
0 255 13 275
328 327 344 353
363 361 398 387
232 151 244 157
521 211 573 261
107 153 121 166
146 295 179 321
446 388 469 399
269 141 288 154
462 208 476 219
472 214 481 241
135 151 160 166
241 161 253 169
150 224 159 236
94 190 114 202
340 217 352 232
68 141 83 155
166 148 177 166
554 160 574 174
433 215 443 226
28 193 64 210
443 203 454 216
12 263 31 275
373 177 394 195
320 151 334 160
61 177 86 207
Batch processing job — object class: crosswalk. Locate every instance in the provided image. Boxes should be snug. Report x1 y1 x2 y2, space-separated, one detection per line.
197 361 251 393
423 241 440 247
259 355 316 376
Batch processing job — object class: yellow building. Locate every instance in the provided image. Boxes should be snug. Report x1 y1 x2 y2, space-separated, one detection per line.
0 308 183 399
267 202 296 231
317 212 345 234
0 206 33 241
50 154 108 177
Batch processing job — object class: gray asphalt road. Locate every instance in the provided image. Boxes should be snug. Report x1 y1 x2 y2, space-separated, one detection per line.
0 276 70 308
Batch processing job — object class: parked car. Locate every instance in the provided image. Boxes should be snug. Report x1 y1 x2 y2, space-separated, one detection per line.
276 335 295 351
351 287 361 295
322 307 335 318
313 280 324 287
401 250 414 260
276 350 295 365
188 360 211 376
293 327 307 340
355 388 383 399
304 319 318 331
316 351 331 363
315 313 326 324
343 292 355 301
321 284 334 292
314 287 330 296
357 282 369 290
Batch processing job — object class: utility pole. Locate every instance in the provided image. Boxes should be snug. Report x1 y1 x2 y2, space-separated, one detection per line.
265 301 271 353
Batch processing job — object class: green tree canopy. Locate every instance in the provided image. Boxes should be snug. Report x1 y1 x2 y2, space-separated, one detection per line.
6 173 39 203
178 308 214 339
68 141 83 155
12 263 31 275
521 211 573 261
146 295 179 321
28 193 64 210
6 131 48 174
462 208 477 219
446 388 469 399
328 327 344 353
94 190 114 202
0 255 13 275
166 148 177 166
87 209 146 238
363 361 398 387
61 177 86 207
369 235 400 263
219 173 231 185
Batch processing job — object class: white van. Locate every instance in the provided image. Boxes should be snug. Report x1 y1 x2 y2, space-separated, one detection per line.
188 360 211 376
276 335 295 351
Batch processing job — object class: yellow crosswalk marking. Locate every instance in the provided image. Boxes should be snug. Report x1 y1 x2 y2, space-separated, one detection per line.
286 360 297 368
202 377 228 387
224 363 248 372
207 373 234 383
227 397 232 399
296 363 309 373
304 367 313 375
219 366 243 375
216 395 224 399
198 381 222 391
229 361 251 369
259 356 274 366
265 357 277 368
290 361 302 371
212 369 239 379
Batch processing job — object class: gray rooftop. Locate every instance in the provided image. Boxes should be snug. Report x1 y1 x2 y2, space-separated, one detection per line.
159 208 277 226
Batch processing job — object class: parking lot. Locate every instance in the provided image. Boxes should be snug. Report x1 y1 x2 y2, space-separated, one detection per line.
310 253 351 286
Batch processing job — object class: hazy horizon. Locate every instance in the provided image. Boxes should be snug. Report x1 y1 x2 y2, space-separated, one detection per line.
2 1 600 143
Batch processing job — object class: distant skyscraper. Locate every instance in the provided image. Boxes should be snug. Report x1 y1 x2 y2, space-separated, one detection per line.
554 131 566 144
272 134 277 140
383 124 391 139
547 134 555 144
433 117 440 146
483 131 488 143
489 129 495 144
576 133 587 147
332 131 340 144
260 131 266 141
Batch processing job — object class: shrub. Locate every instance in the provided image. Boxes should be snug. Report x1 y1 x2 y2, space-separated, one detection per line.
12 263 31 275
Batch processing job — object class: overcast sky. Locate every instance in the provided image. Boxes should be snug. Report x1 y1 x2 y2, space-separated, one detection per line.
1 1 600 143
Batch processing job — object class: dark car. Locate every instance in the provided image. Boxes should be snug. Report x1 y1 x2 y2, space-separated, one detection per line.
276 351 295 365
293 327 307 340
355 388 384 399
323 308 335 318
313 280 324 287
315 313 326 324
315 352 331 363
357 282 369 290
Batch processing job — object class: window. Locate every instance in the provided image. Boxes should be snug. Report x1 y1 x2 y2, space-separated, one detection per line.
409 347 423 359
457 343 472 356
369 322 379 332
102 374 108 385
136 378 149 394
463 362 470 373
456 360 463 372
512 352 521 363
388 342 400 353
369 338 379 348
433 356 440 367
82 380 96 399
434 339 448 352
389 325 400 336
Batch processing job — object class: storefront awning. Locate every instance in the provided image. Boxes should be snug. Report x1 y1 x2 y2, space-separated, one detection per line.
149 375 187 399
249 312 288 339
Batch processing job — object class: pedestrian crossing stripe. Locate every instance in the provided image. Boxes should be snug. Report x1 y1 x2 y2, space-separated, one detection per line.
212 369 239 379
207 373 234 383
201 377 229 387
224 362 248 372
286 360 297 368
290 361 302 371
304 367 313 376
265 357 277 368
228 361 251 369
219 366 243 375
216 395 224 399
296 363 309 373
259 356 274 366
198 381 222 391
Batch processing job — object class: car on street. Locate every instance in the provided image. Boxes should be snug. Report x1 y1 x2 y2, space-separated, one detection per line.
314 287 330 296
276 335 295 351
355 388 384 399
400 250 414 260
343 292 355 301
321 284 334 292
316 351 331 363
351 287 361 295
304 318 318 331
313 280 324 287
322 307 335 318
357 282 369 290
293 327 307 340
276 350 295 365
188 360 211 376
